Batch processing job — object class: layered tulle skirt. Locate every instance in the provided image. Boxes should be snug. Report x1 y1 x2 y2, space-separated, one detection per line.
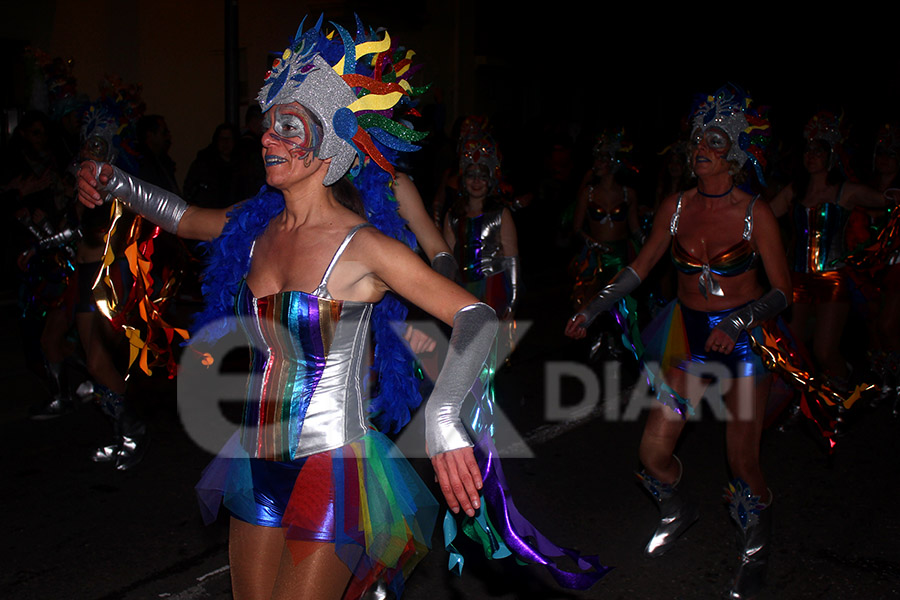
195 429 439 598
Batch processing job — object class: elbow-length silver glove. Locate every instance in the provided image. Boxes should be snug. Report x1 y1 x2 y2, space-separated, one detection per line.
425 302 499 456
574 266 641 328
503 255 521 315
431 251 460 282
713 289 789 341
94 163 188 234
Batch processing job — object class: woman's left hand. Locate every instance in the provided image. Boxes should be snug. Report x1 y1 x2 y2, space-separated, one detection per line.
430 446 483 517
705 328 735 355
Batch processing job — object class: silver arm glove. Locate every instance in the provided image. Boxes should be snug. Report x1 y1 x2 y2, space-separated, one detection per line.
431 251 460 282
713 289 788 341
575 266 641 328
96 163 187 234
38 228 81 250
425 302 498 456
503 255 521 315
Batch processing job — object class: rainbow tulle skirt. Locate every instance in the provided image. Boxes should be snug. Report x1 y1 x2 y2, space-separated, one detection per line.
195 430 439 598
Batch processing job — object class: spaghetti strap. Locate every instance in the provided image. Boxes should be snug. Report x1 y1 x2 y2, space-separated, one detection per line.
742 195 759 240
669 193 684 235
313 222 375 299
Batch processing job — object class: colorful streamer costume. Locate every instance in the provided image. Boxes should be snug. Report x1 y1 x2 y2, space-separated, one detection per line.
195 221 438 596
184 16 606 598
624 193 769 416
790 184 853 304
448 207 510 313
570 130 637 311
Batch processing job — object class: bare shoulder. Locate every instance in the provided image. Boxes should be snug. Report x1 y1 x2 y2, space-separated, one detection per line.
656 190 684 220
346 223 412 263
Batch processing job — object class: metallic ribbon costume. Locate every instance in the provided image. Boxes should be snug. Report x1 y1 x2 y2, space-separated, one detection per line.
570 186 633 310
197 223 440 596
237 224 375 460
448 207 515 314
790 186 852 303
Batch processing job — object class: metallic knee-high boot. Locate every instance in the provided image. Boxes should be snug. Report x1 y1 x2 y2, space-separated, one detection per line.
637 455 700 557
724 479 772 599
30 361 76 419
92 385 149 471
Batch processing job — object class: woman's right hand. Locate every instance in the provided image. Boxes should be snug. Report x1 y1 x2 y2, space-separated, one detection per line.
565 313 588 339
76 161 111 209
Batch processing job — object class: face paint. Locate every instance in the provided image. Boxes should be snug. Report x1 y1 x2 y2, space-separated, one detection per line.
262 104 323 164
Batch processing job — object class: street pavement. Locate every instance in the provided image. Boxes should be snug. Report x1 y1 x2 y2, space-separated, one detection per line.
2 272 899 600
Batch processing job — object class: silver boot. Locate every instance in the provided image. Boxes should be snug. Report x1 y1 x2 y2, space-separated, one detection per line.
724 479 772 599
92 386 149 470
637 455 699 557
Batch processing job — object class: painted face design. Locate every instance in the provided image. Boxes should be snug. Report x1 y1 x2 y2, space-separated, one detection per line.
262 104 323 167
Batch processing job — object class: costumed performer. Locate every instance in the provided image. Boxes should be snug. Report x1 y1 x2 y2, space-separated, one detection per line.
442 131 520 320
78 15 606 599
769 111 891 393
566 85 789 599
844 122 900 407
569 129 640 358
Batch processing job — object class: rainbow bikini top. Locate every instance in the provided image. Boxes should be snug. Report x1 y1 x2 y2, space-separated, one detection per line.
669 193 759 298
587 187 629 224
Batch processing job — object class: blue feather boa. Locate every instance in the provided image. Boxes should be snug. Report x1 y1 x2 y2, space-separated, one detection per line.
353 152 423 433
188 165 423 434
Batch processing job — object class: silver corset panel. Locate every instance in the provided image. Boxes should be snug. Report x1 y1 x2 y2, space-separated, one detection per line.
236 223 376 460
451 208 506 281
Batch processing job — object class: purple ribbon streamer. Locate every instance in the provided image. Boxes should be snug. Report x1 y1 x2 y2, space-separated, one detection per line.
474 433 612 589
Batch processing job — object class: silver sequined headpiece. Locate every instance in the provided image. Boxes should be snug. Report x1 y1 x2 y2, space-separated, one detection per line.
257 15 428 185
689 85 771 183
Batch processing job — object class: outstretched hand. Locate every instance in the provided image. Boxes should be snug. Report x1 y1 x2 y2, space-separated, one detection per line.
430 446 483 517
565 313 588 339
76 161 112 209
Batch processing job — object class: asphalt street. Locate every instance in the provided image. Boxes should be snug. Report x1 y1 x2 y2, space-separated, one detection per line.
2 268 899 600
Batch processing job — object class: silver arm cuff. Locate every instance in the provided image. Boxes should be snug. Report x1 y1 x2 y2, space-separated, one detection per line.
431 251 460 282
714 289 789 341
503 255 521 314
425 302 498 456
99 164 187 234
576 266 641 328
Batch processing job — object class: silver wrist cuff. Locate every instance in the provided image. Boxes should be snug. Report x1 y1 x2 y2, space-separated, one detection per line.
714 289 788 341
101 164 187 234
431 251 460 282
577 266 641 327
425 302 498 456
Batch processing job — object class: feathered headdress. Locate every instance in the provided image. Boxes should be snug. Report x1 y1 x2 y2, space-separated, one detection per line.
593 128 636 173
257 14 429 185
804 110 854 177
80 76 145 172
875 122 900 157
689 84 771 185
